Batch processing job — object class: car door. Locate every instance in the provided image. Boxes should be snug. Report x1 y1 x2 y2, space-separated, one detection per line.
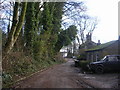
104 56 118 71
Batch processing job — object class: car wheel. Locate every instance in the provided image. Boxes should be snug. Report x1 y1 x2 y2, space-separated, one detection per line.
95 66 104 74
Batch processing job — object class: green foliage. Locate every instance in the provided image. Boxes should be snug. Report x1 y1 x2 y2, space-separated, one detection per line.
77 53 86 60
24 2 65 61
34 2 65 60
2 51 64 88
2 31 6 47
2 2 79 88
13 60 31 75
22 2 65 62
79 60 90 71
55 25 78 52
2 72 13 85
24 2 36 54
42 2 54 32
52 2 64 34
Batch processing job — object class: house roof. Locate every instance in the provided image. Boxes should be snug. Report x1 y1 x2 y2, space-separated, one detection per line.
85 40 117 52
79 41 97 49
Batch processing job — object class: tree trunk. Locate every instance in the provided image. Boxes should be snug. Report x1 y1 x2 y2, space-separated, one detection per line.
3 2 27 55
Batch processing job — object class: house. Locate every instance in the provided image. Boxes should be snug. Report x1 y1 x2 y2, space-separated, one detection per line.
60 51 68 57
78 33 99 60
60 47 68 57
60 42 79 58
85 33 98 49
79 33 119 61
85 40 119 62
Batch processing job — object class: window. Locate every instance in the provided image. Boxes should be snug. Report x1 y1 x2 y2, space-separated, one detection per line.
108 56 118 61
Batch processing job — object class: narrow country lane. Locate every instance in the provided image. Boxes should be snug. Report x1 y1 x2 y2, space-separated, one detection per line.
13 58 118 88
13 59 93 88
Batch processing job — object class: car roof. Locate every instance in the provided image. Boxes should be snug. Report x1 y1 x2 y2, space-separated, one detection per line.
107 55 120 57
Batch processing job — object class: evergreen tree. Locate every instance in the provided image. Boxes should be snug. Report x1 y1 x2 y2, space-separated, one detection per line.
55 25 78 52
24 2 36 55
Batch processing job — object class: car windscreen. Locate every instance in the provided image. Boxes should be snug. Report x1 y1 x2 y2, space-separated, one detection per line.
108 56 118 61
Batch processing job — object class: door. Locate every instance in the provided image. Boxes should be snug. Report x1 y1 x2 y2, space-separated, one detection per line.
104 56 118 71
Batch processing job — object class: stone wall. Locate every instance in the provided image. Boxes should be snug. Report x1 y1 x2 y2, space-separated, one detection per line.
86 41 118 62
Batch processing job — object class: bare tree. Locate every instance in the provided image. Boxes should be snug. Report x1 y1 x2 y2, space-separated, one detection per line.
3 2 27 55
0 0 14 33
61 1 98 46
76 16 98 44
62 1 87 29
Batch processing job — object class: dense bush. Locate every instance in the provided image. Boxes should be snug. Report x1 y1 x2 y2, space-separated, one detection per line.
2 72 13 85
79 60 90 71
2 51 65 88
77 53 86 60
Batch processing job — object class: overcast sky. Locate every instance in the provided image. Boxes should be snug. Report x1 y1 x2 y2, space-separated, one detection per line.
1 0 119 44
82 0 119 43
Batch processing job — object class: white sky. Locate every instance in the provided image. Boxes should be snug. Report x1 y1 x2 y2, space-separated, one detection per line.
82 0 119 43
1 0 119 44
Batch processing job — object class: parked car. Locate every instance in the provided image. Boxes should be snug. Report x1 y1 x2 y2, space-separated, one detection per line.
88 55 120 73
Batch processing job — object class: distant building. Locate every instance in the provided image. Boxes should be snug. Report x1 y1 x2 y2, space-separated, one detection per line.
60 51 68 57
60 42 79 58
85 40 119 62
60 47 68 57
85 33 97 49
79 33 119 61
78 33 99 60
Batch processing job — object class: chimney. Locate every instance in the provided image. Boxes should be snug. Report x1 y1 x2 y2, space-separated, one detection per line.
97 40 101 45
86 33 92 42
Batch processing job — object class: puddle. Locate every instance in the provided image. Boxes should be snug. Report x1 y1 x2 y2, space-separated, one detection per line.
84 76 95 79
78 73 86 76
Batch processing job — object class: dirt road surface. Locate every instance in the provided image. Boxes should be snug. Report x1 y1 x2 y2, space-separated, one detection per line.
13 58 118 88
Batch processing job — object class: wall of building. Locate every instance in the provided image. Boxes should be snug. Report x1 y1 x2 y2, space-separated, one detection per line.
86 41 118 62
102 41 118 57
87 50 103 62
